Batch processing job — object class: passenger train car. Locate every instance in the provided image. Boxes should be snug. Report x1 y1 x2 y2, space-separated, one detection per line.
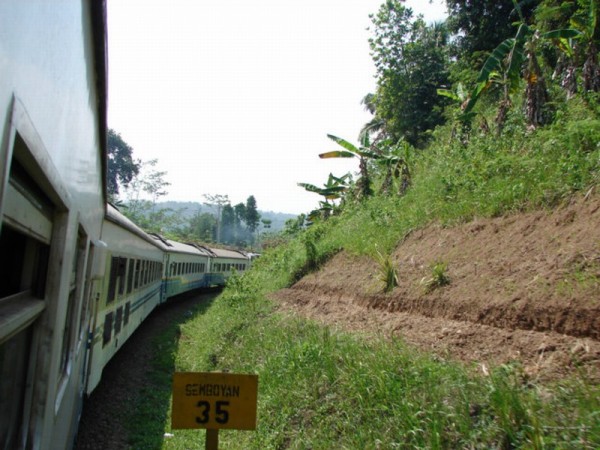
0 2 108 449
86 204 250 395
0 3 251 449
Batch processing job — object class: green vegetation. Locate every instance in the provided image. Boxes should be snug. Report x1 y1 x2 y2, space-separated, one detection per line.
126 276 599 448
422 261 451 293
122 1 600 448
375 248 399 293
125 91 600 446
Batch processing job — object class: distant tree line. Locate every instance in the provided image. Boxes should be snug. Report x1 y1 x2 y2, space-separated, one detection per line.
106 128 267 248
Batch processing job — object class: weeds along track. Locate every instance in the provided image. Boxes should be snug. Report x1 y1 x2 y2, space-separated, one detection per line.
273 195 600 381
75 290 219 450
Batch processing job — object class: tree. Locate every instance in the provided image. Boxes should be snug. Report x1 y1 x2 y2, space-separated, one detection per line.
220 203 236 244
106 129 140 201
203 194 230 243
121 158 170 218
446 0 538 57
244 196 261 241
369 3 451 147
232 203 248 245
188 210 216 242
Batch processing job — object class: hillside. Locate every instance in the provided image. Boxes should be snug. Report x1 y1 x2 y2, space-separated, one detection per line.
273 192 600 381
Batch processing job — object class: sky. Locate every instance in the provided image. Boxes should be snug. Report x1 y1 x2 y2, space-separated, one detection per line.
107 0 447 215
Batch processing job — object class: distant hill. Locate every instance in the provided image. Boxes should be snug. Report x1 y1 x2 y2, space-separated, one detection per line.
156 201 297 233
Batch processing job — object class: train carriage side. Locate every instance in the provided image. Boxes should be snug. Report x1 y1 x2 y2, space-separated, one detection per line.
85 205 165 394
159 239 212 300
0 2 107 449
208 248 251 286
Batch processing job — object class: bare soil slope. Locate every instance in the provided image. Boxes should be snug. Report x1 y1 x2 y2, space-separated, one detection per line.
273 194 600 380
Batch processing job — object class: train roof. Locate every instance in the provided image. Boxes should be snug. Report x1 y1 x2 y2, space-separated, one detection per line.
105 204 164 249
161 238 213 257
209 247 250 260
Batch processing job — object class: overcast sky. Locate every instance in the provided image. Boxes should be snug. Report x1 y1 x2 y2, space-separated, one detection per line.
107 0 447 214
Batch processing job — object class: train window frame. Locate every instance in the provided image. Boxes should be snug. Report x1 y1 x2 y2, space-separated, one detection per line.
78 240 96 342
58 228 88 381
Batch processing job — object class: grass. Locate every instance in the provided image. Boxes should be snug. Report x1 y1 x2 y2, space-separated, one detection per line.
127 292 600 449
375 248 399 293
123 98 600 448
421 260 451 293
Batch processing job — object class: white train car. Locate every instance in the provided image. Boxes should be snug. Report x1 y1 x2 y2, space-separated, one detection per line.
159 238 213 299
208 247 251 285
0 2 107 449
85 205 165 394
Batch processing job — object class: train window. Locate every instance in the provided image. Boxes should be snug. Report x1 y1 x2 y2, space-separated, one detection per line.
123 302 130 326
134 259 141 289
114 306 123 335
170 262 175 277
117 257 127 297
0 322 33 450
0 224 49 448
102 312 113 347
144 260 150 285
126 259 135 294
107 257 119 304
139 260 145 286
141 260 146 285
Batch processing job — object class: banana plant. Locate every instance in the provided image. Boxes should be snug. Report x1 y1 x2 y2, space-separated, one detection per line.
374 138 412 196
319 134 379 200
297 173 350 201
553 0 599 93
298 173 351 221
461 0 582 128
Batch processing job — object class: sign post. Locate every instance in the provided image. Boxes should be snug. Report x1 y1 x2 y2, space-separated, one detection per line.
171 372 258 450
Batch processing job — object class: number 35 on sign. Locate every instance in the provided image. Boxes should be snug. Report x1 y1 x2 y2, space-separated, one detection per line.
171 372 258 430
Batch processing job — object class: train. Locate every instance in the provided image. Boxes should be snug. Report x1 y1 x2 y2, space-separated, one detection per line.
0 2 250 448
85 204 250 395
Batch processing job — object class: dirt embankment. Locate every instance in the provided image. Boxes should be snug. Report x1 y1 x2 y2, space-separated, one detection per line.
272 194 600 380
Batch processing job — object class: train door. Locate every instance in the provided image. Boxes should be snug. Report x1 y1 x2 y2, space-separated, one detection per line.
162 253 170 302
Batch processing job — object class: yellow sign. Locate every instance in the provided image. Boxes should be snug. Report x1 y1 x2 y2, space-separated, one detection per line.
171 372 258 430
